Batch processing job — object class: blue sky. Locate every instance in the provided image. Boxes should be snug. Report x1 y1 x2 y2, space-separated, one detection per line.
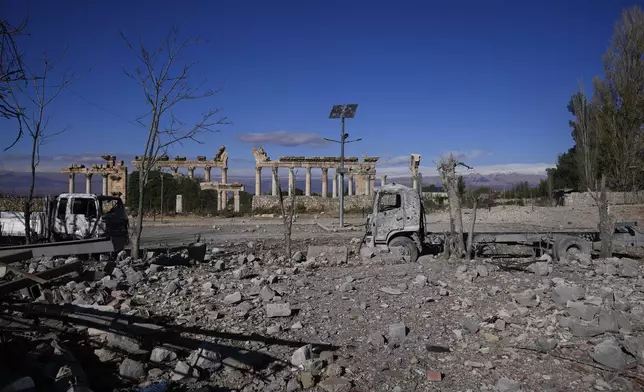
0 0 636 178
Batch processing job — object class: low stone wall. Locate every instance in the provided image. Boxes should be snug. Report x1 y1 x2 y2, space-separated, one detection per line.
252 195 373 213
564 192 644 207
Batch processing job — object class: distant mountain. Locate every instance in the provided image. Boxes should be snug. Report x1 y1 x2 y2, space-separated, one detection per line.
0 170 547 196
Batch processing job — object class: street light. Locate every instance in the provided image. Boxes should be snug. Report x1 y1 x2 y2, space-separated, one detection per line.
326 104 361 228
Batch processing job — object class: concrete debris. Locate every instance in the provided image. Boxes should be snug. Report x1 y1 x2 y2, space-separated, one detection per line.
3 227 644 392
119 358 145 380
591 338 627 370
266 303 291 317
291 344 313 367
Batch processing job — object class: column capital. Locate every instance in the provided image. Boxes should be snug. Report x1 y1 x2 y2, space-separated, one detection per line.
272 166 278 174
255 166 262 173
188 166 195 171
84 172 93 178
321 167 328 173
204 166 212 171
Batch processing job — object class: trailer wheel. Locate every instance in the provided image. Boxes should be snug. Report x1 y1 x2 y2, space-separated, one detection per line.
554 237 591 261
388 236 419 263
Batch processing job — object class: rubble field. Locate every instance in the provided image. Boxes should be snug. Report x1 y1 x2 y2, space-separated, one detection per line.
1 231 644 392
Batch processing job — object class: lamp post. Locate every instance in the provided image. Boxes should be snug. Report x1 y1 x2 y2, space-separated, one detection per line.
325 104 361 228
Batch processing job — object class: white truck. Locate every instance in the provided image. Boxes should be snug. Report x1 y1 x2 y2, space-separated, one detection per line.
0 193 128 248
363 184 644 262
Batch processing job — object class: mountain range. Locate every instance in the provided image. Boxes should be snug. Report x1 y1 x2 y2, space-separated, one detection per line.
0 170 547 197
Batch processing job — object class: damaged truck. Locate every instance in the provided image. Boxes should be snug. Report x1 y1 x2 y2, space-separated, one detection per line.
0 193 129 257
363 184 644 262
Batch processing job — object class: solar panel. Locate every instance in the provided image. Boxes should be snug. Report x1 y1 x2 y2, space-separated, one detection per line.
343 104 358 118
329 104 344 119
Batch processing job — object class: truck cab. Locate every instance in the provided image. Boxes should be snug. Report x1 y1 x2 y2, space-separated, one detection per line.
49 193 128 241
364 184 426 261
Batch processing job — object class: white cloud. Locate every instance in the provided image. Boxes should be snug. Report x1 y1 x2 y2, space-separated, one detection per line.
237 131 329 147
379 162 555 178
442 150 488 161
0 153 134 172
380 155 410 167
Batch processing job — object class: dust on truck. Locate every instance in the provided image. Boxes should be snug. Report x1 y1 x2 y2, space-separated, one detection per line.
0 193 128 247
364 184 644 262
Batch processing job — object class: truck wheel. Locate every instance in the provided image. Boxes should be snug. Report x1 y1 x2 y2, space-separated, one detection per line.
554 236 591 261
388 236 419 263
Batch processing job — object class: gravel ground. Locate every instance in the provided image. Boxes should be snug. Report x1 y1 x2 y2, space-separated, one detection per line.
2 234 644 392
2 205 643 392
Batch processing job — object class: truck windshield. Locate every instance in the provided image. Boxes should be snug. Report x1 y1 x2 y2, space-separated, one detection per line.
99 197 125 217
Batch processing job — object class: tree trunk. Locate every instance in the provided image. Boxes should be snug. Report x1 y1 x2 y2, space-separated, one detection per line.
598 174 614 258
132 170 146 260
24 133 39 245
277 184 294 259
466 197 478 260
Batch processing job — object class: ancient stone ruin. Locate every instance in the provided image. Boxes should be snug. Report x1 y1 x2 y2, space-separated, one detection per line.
251 148 380 212
132 146 245 212
410 153 421 191
61 155 128 202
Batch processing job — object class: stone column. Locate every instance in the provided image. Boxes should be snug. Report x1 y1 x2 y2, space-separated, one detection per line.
218 191 224 211
364 175 370 196
305 167 311 196
222 167 228 184
381 175 387 187
222 191 228 208
255 167 262 196
348 175 353 196
271 167 278 196
171 166 179 176
412 176 418 191
288 167 295 197
85 173 92 194
68 173 75 194
102 174 109 195
332 170 337 198
205 166 212 182
234 191 240 212
188 166 195 179
176 194 183 213
321 168 328 198
370 175 375 196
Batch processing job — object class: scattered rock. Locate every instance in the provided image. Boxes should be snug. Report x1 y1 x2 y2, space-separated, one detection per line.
266 303 292 317
291 344 313 367
119 358 145 380
172 361 199 382
552 284 585 305
496 377 521 392
224 291 243 305
150 347 177 363
389 322 407 342
513 289 539 307
591 338 626 370
318 377 352 392
188 346 222 371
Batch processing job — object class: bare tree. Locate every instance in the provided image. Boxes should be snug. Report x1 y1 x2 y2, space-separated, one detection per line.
465 191 480 260
10 53 73 243
121 27 228 259
277 181 296 260
1 18 28 149
437 154 472 258
592 6 644 191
